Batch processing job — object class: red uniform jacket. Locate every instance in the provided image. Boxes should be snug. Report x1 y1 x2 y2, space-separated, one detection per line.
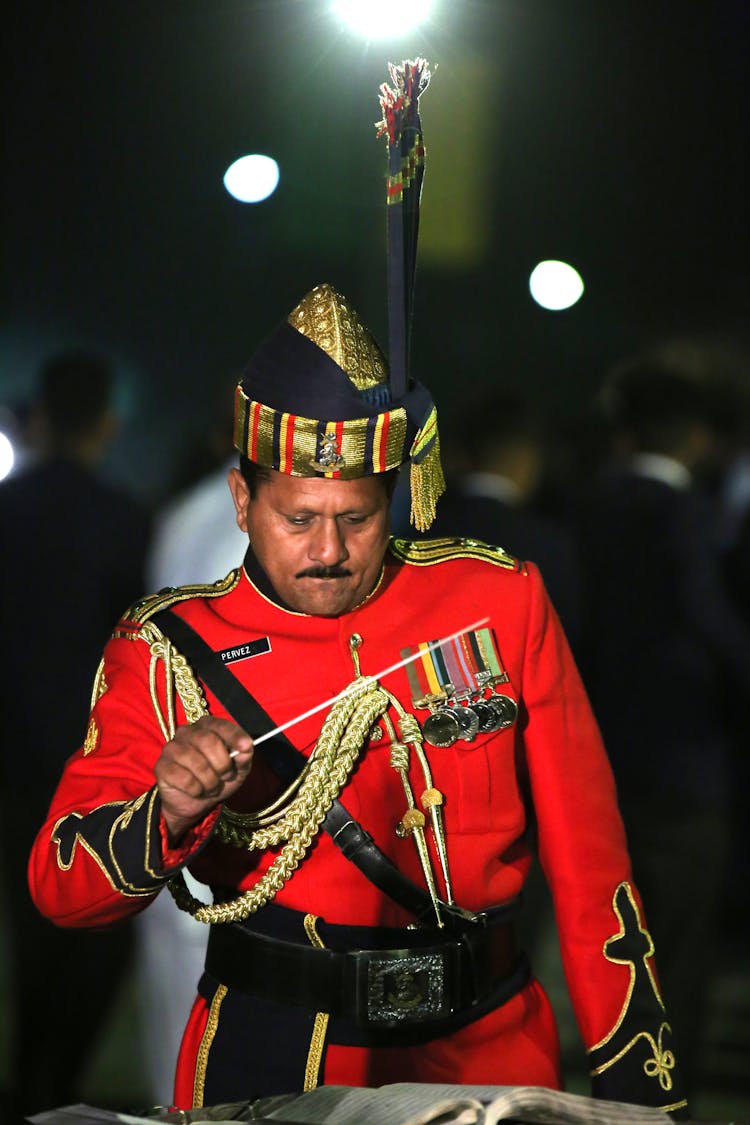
28 538 686 1114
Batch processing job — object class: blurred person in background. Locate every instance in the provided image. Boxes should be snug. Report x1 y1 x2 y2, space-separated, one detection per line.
576 352 750 1098
711 343 750 967
136 373 247 1104
145 371 247 591
416 387 581 650
0 349 150 1118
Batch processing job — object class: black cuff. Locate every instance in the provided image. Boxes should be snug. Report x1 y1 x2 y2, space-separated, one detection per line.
53 786 172 896
588 883 688 1115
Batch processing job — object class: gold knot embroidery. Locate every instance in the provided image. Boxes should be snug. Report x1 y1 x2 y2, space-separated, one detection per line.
118 792 148 830
83 717 99 756
643 1027 675 1091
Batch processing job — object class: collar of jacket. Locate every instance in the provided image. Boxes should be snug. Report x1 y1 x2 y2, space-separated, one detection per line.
241 543 297 612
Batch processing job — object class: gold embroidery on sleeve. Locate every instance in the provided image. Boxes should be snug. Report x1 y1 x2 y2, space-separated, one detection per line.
590 881 663 1055
590 1024 676 1091
106 793 172 894
143 786 167 880
643 1025 677 1091
587 881 685 1108
51 809 156 897
89 659 108 711
83 717 99 756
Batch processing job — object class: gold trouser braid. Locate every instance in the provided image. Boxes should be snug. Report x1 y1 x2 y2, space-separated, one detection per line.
168 676 390 924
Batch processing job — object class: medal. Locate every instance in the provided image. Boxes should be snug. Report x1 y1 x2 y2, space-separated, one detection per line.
488 693 518 729
451 702 479 742
422 707 460 747
472 699 500 732
402 625 518 746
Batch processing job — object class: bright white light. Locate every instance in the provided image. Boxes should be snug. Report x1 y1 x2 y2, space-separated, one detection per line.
0 432 14 481
529 260 584 311
223 155 280 203
332 0 433 38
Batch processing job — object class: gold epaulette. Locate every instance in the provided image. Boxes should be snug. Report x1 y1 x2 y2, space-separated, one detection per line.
389 537 522 571
115 569 241 633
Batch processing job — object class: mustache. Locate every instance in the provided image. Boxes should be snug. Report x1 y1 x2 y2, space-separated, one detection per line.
295 565 352 580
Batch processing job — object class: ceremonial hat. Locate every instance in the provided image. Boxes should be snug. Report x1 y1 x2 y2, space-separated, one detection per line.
234 59 444 531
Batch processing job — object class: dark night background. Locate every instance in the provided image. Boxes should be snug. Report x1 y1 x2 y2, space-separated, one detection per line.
2 0 749 502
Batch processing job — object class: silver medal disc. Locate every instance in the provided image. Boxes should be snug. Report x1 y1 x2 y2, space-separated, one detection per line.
472 699 500 733
422 708 461 747
488 694 518 729
452 703 480 742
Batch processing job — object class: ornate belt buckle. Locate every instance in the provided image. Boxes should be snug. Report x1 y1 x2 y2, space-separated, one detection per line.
360 948 450 1025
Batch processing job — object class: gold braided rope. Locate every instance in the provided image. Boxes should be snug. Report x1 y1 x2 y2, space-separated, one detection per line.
139 619 390 925
141 624 210 736
217 677 382 851
141 621 449 926
221 767 306 830
382 709 441 926
169 677 390 924
397 709 453 905
380 691 451 924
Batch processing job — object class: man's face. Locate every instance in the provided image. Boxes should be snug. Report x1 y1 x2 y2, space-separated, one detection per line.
228 467 391 617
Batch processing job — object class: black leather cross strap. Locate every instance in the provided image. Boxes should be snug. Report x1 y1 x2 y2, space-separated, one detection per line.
151 608 474 928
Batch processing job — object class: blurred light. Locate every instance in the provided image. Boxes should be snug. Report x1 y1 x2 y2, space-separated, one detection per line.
223 155 280 203
529 260 584 311
332 0 433 38
0 432 14 481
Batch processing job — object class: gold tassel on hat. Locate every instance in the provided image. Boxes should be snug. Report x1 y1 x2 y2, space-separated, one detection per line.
410 439 445 531
409 404 445 531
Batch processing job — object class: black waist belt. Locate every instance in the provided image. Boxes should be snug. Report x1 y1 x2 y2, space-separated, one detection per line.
204 904 530 1046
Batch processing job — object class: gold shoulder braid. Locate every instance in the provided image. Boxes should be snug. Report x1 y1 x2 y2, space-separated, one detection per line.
390 536 520 570
139 621 210 739
123 570 241 627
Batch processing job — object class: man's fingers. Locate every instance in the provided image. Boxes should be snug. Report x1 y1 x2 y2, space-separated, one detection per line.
156 719 255 844
176 723 251 768
160 721 253 798
193 715 252 750
225 725 253 757
159 756 221 800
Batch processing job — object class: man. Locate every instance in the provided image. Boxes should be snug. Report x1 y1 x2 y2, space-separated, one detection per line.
0 349 149 1116
28 284 686 1116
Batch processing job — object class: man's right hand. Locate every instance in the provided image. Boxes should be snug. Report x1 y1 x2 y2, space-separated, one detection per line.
154 715 254 845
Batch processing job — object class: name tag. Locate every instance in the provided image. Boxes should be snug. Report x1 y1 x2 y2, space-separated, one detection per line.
217 637 272 665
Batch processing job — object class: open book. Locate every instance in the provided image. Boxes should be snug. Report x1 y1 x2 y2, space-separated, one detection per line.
28 1082 712 1124
246 1083 699 1125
